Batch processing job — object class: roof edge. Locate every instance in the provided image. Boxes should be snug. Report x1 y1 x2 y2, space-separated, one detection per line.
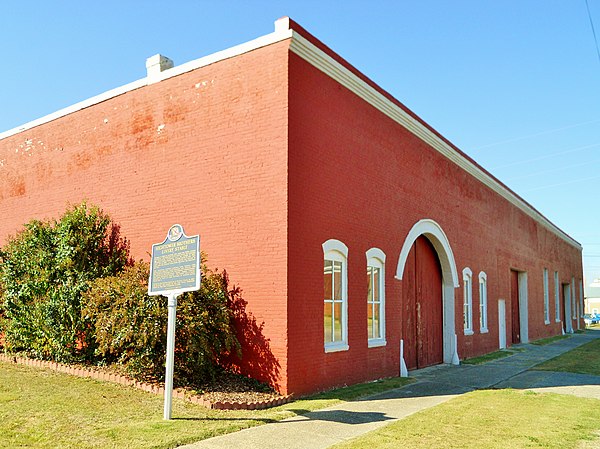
281 19 582 251
0 24 293 141
0 17 582 251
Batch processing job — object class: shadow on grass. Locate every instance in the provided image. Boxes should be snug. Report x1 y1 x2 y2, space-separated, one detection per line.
284 409 393 424
172 409 393 425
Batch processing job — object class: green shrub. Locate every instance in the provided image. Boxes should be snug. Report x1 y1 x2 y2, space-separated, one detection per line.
82 259 239 386
0 202 131 362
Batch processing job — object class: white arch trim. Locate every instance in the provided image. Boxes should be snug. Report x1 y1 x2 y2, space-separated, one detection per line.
366 247 386 263
395 218 460 366
322 239 348 258
395 219 460 287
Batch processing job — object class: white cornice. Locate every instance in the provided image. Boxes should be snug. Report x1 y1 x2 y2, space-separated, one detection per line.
0 28 293 141
0 19 582 251
288 30 581 250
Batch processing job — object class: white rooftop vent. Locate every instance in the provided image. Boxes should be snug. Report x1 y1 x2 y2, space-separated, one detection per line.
146 54 174 82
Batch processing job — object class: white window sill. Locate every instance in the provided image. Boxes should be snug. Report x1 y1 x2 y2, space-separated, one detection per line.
555 319 561 323
368 339 387 348
464 329 474 336
480 328 489 334
325 343 349 353
544 320 551 325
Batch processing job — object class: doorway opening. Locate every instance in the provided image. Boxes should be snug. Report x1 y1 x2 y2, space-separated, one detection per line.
402 236 443 369
510 270 529 345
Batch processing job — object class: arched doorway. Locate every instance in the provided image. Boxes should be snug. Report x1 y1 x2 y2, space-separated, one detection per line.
402 236 443 369
396 219 459 368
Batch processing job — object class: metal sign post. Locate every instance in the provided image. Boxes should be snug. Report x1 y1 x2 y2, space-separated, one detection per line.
148 224 200 420
163 292 179 420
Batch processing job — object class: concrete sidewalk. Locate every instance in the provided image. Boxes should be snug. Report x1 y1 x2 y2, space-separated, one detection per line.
180 331 600 449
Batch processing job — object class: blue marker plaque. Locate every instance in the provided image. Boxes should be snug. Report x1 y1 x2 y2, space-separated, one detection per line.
149 224 200 295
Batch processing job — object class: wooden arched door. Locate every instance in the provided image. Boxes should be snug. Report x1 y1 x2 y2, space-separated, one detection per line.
402 235 443 369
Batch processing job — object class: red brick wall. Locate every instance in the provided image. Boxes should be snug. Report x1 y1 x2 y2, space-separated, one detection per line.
0 33 584 397
0 41 292 392
286 52 583 395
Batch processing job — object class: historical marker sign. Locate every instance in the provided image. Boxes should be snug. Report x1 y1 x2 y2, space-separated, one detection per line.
149 224 200 296
148 224 200 420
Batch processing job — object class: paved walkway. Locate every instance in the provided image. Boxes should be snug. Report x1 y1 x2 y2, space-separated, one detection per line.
180 331 600 449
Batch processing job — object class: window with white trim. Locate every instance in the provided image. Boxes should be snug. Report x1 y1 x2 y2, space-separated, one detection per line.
463 268 473 335
323 239 348 352
554 271 560 322
543 268 550 324
366 248 386 347
478 271 488 332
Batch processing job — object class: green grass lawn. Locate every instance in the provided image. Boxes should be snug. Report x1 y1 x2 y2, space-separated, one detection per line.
461 348 521 365
0 361 411 449
331 389 600 449
530 334 570 346
533 336 600 376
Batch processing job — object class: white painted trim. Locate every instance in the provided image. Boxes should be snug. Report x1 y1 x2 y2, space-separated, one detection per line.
572 277 577 321
324 343 349 353
0 26 293 141
395 218 458 366
543 268 550 324
554 271 561 322
478 271 488 333
323 239 349 352
463 267 473 335
322 239 348 258
399 339 409 377
366 247 386 263
367 339 387 348
498 299 507 349
564 283 573 333
451 334 460 365
573 277 580 330
366 248 386 346
395 219 459 287
287 30 581 251
518 272 529 343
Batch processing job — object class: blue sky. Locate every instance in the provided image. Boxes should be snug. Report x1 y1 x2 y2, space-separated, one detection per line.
2 1 599 288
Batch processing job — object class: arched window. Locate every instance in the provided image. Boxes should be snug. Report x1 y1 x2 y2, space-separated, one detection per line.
366 248 386 347
463 268 473 335
323 239 349 352
479 271 488 333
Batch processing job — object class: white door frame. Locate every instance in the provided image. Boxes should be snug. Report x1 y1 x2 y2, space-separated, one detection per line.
396 219 460 365
498 299 506 349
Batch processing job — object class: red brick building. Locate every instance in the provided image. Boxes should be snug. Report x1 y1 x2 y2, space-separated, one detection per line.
0 18 583 395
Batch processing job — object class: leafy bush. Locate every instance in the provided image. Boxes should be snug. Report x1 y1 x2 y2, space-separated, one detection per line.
0 280 5 350
82 259 239 386
0 203 131 361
